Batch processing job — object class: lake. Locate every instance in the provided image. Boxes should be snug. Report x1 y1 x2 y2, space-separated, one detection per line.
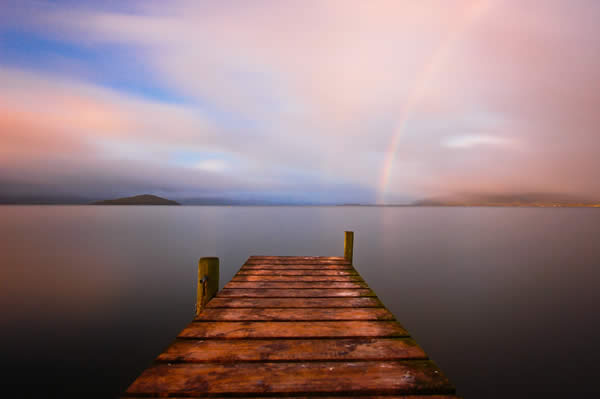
1 205 599 398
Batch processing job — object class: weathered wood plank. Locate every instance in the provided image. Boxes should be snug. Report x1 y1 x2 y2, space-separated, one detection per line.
245 258 351 265
232 275 364 282
157 338 427 362
125 361 454 396
206 297 383 308
224 281 367 289
245 260 351 265
249 256 346 260
245 257 349 261
125 396 460 399
195 308 395 321
217 288 374 297
242 264 354 270
178 321 408 339
237 270 358 276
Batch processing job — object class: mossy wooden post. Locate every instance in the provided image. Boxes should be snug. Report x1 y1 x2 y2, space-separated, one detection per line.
196 257 219 315
344 231 354 264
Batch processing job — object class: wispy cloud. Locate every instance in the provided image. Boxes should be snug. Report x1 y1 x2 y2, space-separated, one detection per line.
442 135 517 149
1 0 600 202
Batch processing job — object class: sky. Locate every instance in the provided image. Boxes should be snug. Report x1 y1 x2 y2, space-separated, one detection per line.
1 0 600 204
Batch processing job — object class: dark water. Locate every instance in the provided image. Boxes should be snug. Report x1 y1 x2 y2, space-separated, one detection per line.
1 206 599 398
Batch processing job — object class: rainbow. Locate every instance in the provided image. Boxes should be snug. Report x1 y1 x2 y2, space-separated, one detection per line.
377 0 495 204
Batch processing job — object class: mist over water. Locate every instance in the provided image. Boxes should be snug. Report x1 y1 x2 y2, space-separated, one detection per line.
1 206 599 398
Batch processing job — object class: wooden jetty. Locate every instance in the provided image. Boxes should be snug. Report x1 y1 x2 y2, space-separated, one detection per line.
124 232 458 398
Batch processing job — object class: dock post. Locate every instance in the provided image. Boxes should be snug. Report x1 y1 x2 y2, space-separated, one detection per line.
196 257 219 315
344 231 354 264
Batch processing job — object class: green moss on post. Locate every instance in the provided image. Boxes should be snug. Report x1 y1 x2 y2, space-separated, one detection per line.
344 231 354 264
196 257 219 315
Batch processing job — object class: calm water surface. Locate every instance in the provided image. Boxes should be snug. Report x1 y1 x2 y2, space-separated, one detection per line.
1 206 599 398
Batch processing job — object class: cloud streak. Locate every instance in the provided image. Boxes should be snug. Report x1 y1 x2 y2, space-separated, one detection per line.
1 0 600 203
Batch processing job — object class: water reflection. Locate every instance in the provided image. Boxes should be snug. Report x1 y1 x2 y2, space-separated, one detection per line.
0 206 599 397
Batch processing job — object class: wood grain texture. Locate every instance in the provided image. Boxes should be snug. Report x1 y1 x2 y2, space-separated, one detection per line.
249 256 346 260
246 256 348 260
178 321 409 339
224 281 367 289
194 308 395 321
196 257 219 314
125 396 459 399
157 338 427 362
344 231 354 264
242 264 354 269
125 361 454 396
231 275 364 282
245 259 351 265
126 396 459 399
236 270 358 276
217 288 375 297
206 297 383 308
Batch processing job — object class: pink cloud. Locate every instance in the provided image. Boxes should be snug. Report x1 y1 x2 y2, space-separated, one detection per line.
2 1 600 201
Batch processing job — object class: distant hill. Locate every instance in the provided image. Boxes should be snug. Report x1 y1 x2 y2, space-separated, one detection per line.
413 192 600 207
92 194 180 205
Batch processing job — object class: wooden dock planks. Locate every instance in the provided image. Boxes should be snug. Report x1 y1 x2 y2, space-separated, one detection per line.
124 256 458 398
206 297 383 308
157 338 427 363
